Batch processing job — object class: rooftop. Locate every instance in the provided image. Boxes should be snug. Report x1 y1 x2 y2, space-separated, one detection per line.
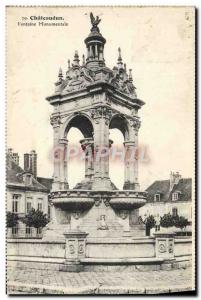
7 155 48 193
146 177 192 203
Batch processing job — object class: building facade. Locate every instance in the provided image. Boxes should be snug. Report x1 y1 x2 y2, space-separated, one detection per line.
7 151 49 238
139 172 192 222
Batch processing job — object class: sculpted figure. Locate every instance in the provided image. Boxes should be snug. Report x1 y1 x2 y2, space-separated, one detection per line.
90 12 101 30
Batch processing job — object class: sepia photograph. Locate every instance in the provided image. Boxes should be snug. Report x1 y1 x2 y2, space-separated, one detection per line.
6 6 195 295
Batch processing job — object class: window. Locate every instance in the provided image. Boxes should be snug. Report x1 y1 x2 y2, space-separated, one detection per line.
154 194 161 202
37 201 43 211
172 192 179 201
172 207 178 217
24 174 32 185
36 227 42 237
36 227 42 235
12 226 18 236
26 226 32 237
26 202 32 213
12 194 20 213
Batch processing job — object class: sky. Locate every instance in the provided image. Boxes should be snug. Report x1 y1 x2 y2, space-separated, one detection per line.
7 6 195 190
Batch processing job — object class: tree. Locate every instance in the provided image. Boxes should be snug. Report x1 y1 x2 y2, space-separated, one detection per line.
22 208 48 229
7 212 19 228
160 213 174 228
174 216 189 230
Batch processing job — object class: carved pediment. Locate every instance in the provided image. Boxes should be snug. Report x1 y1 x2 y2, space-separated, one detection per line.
109 67 137 97
56 65 95 94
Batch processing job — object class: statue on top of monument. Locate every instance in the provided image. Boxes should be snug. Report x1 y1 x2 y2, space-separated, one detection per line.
90 12 101 31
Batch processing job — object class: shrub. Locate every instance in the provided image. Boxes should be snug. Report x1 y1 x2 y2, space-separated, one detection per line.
160 213 174 228
174 216 189 229
6 212 19 228
22 208 48 229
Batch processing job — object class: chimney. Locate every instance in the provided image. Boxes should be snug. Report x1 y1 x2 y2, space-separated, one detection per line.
24 153 30 172
169 171 181 191
30 150 37 178
24 150 37 178
7 148 19 165
12 153 19 165
8 148 13 156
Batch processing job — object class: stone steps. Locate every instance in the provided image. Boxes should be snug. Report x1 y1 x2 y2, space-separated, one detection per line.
77 218 124 237
42 223 71 241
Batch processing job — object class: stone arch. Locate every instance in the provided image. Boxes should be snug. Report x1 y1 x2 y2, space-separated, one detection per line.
62 113 94 189
109 114 129 141
109 114 129 190
63 113 94 138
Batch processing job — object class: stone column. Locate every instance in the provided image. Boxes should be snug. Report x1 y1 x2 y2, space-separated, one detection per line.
123 118 141 190
91 107 112 190
51 114 62 191
95 44 98 58
89 45 93 59
99 45 103 61
59 138 69 190
80 138 94 180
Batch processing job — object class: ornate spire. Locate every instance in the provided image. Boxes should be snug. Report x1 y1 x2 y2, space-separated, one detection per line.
129 69 133 82
73 51 80 66
82 54 85 65
84 12 106 69
117 47 123 68
67 59 70 70
58 67 63 82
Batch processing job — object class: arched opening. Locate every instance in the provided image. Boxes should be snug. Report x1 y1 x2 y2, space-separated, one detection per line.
65 114 94 189
65 114 93 138
67 128 85 189
109 114 129 140
109 129 124 189
109 115 129 190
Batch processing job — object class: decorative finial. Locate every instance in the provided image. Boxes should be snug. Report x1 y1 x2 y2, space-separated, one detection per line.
58 67 63 81
90 12 101 32
82 54 85 65
68 59 70 70
73 51 80 65
129 69 133 82
117 47 123 67
118 47 122 61
124 63 127 72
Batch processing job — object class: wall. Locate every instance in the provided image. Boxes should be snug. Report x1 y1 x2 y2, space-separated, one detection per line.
7 239 65 258
7 237 192 260
174 238 192 257
86 238 155 258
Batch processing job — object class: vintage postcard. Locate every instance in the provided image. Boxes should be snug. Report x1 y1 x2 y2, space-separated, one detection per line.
6 6 196 295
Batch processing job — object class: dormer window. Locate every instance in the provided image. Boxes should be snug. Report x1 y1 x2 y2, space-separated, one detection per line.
172 192 179 201
154 194 161 202
22 173 32 185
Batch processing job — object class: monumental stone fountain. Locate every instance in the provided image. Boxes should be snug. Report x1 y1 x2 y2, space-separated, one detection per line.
7 13 192 272
44 12 147 242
